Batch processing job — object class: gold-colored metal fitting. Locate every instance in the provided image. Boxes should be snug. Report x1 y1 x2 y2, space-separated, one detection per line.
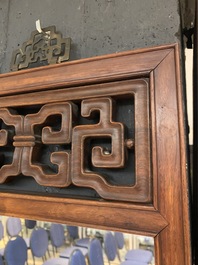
10 25 71 71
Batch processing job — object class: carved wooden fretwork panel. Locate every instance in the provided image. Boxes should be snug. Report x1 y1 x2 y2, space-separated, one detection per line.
0 80 150 202
0 44 192 265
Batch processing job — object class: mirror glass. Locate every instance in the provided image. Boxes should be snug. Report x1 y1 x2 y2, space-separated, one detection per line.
0 215 155 264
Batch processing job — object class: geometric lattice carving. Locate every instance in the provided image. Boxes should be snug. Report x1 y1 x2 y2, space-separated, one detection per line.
21 102 76 186
0 103 75 187
0 108 23 182
0 80 150 202
72 97 126 197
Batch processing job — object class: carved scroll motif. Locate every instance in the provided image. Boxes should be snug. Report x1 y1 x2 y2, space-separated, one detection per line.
0 108 23 182
72 97 129 200
21 102 76 186
0 103 76 187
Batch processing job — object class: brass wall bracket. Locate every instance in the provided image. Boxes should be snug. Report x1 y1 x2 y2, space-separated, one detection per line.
10 25 71 71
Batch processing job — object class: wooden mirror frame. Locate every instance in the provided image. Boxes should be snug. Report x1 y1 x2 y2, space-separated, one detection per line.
0 43 191 264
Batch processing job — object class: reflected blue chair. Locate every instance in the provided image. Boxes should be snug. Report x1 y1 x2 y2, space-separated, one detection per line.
6 217 22 238
67 226 90 248
104 232 150 265
114 232 153 264
104 232 118 264
114 231 125 261
69 249 86 265
60 226 89 259
50 223 65 255
24 219 37 248
67 226 78 241
88 238 104 265
4 236 27 265
125 249 153 263
42 225 67 265
25 219 36 233
114 232 125 250
30 227 49 265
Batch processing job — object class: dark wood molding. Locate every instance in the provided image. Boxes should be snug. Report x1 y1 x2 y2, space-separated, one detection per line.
0 43 191 264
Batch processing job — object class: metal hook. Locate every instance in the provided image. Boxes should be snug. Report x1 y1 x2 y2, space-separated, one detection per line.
36 19 51 40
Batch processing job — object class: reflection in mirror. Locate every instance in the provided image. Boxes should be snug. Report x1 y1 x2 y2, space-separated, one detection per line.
0 215 154 265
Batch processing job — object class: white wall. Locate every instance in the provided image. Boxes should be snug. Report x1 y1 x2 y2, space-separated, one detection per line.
185 48 193 145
